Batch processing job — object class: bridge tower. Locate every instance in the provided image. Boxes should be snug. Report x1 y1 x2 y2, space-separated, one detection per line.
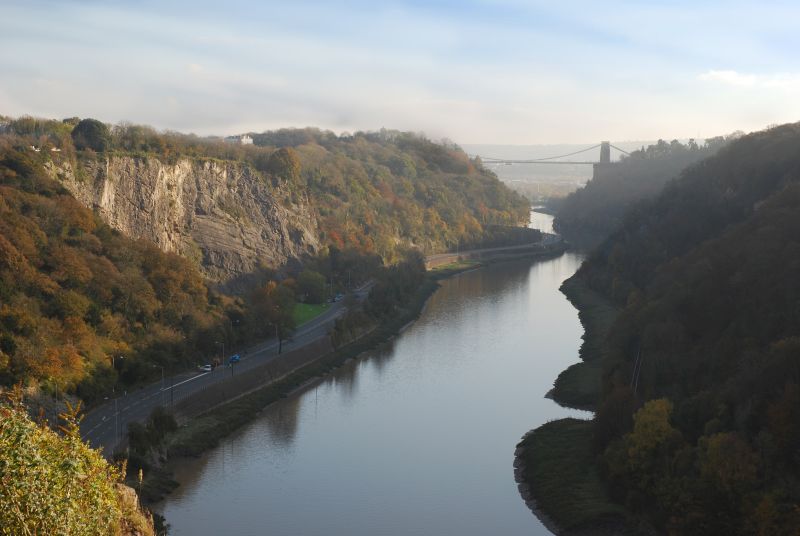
593 141 613 181
599 141 611 164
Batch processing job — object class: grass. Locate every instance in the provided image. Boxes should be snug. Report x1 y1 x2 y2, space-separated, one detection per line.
553 359 605 410
429 259 481 273
518 418 626 532
551 276 621 410
293 302 331 326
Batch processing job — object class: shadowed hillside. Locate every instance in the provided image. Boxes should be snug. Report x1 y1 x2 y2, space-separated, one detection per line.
570 123 800 534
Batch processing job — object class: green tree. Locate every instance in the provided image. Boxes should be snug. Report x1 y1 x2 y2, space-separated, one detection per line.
71 118 111 152
296 270 326 304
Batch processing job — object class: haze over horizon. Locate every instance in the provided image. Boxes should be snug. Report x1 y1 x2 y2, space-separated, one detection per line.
2 0 800 144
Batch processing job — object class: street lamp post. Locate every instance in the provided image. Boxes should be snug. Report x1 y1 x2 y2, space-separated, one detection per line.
215 341 225 369
111 355 124 392
109 355 124 448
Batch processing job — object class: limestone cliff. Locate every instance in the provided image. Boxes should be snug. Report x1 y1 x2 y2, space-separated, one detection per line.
46 156 320 283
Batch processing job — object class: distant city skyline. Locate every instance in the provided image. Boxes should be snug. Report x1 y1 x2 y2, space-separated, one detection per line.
1 0 799 144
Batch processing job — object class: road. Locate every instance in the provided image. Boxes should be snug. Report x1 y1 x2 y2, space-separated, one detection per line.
425 233 562 268
80 282 373 454
81 236 566 454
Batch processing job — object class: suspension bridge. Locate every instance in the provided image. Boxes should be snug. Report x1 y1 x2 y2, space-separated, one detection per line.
472 141 631 165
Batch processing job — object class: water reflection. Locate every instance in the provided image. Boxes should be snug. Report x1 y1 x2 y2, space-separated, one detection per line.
261 396 302 449
159 212 588 536
326 357 361 405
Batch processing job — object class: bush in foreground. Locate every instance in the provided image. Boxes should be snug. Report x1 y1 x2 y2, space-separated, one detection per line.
0 393 153 535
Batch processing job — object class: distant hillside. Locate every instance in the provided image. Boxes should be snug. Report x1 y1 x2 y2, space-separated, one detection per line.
572 123 800 533
256 129 531 260
553 137 732 248
4 117 530 282
0 117 531 405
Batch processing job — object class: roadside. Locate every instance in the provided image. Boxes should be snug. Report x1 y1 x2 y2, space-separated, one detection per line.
83 240 563 457
79 285 362 455
136 246 568 504
292 302 331 325
137 274 444 503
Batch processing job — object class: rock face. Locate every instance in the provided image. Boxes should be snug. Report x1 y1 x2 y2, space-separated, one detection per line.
47 156 320 283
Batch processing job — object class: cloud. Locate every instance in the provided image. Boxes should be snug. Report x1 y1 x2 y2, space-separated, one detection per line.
698 70 757 87
699 70 800 90
3 1 800 142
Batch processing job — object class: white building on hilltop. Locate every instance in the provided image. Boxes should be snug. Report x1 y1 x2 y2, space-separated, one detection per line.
224 134 253 145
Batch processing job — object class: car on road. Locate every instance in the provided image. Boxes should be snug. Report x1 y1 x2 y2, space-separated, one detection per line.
198 364 212 372
228 354 241 364
333 293 344 302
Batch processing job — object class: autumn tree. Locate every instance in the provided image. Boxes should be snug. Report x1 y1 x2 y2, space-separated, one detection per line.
265 147 301 183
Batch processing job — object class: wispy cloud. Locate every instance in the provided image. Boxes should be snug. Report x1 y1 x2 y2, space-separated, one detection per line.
699 70 800 90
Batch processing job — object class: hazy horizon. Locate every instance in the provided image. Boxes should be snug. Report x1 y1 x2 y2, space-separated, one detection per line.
2 1 800 144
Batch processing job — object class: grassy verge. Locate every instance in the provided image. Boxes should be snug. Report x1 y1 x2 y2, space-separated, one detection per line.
551 276 620 410
293 302 331 325
517 418 626 533
429 259 481 274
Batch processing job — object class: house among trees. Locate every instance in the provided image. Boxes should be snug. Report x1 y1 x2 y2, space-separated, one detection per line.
224 134 253 145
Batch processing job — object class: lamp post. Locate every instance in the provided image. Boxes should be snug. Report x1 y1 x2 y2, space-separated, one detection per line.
109 356 124 447
215 341 225 369
110 355 124 392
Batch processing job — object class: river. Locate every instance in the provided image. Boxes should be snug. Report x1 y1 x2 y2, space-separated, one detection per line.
158 209 589 535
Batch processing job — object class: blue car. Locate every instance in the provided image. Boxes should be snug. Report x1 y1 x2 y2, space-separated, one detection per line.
228 354 241 364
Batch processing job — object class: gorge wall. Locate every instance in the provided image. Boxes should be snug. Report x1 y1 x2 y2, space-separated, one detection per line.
46 156 320 284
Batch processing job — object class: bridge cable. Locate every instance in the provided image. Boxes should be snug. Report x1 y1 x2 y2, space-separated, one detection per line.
478 144 601 163
609 144 632 156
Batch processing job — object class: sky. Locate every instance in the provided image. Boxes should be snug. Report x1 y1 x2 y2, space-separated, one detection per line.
1 0 800 144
